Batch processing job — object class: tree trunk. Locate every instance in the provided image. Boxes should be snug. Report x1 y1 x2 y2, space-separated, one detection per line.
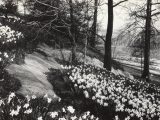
142 0 152 82
104 0 113 71
90 0 98 48
69 0 77 63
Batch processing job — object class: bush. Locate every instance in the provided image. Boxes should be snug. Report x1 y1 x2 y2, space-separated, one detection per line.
0 70 21 98
46 68 75 99
3 74 21 92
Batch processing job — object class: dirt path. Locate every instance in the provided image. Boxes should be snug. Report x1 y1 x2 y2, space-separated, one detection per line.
120 62 160 85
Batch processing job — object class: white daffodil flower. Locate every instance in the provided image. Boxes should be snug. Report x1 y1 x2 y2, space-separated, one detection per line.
67 106 75 114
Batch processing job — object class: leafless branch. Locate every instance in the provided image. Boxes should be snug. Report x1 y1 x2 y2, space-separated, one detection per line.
95 34 105 42
32 14 58 41
35 0 59 10
152 12 160 16
113 0 128 7
131 11 146 19
152 2 160 5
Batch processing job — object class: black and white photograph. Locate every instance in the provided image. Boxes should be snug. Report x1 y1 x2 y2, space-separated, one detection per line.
0 0 160 120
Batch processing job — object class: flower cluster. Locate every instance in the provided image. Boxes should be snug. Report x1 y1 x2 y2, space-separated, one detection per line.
0 24 24 72
63 64 160 120
0 51 14 65
48 106 99 120
0 92 99 120
0 24 24 44
0 92 55 119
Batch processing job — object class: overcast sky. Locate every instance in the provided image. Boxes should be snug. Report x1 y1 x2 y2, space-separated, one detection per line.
97 0 144 35
98 0 160 36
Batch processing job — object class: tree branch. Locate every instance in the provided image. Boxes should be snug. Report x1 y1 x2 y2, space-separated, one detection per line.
113 0 128 7
151 12 160 16
95 34 105 42
131 11 146 19
152 2 160 5
35 0 59 10
0 6 58 22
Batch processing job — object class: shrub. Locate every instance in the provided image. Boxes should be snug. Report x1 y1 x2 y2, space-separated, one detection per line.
0 70 21 98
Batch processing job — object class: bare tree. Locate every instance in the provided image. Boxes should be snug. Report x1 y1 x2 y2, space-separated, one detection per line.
128 0 160 81
69 0 77 63
104 0 113 71
90 0 98 48
142 0 152 81
104 0 128 71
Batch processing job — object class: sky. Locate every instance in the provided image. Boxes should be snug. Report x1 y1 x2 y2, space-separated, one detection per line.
97 0 143 35
98 0 160 36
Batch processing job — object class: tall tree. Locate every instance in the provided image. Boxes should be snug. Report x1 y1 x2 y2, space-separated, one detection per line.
69 0 77 63
142 0 152 81
104 0 113 71
128 0 160 81
104 0 128 71
90 0 98 48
